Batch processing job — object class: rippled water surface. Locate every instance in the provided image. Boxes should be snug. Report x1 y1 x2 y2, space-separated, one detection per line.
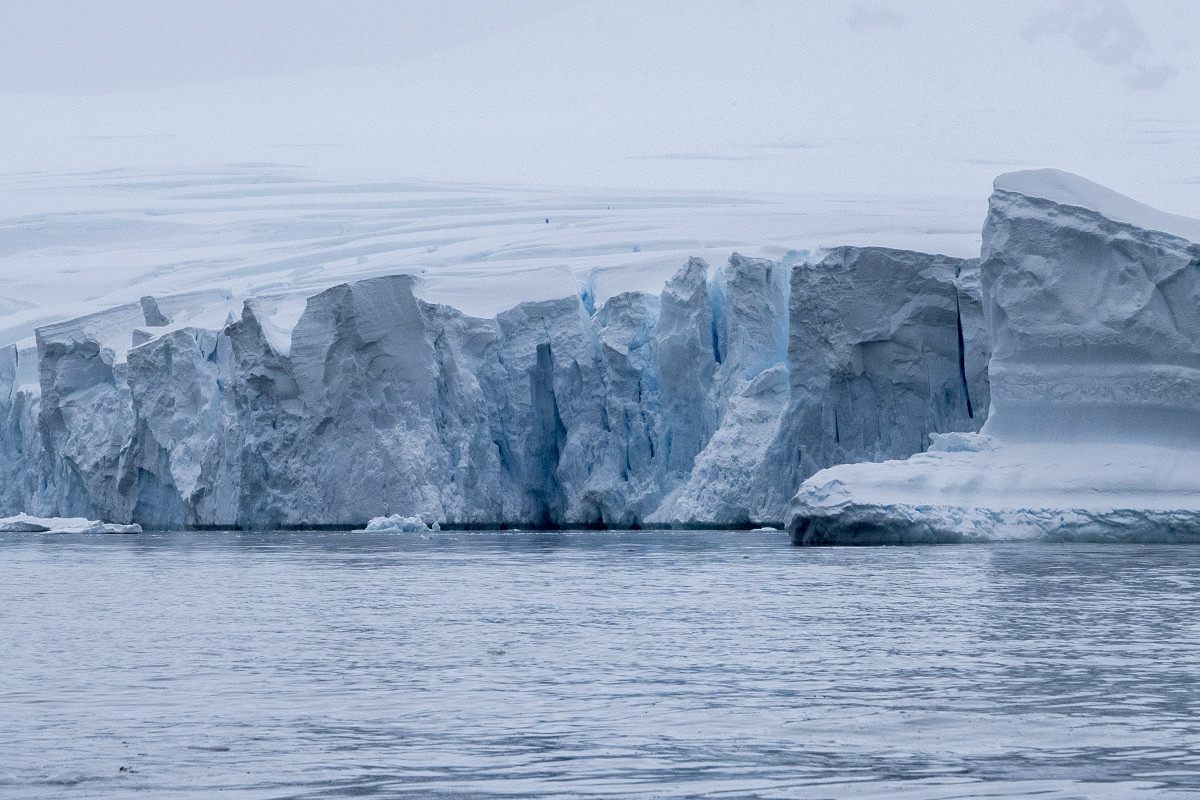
4 531 1200 798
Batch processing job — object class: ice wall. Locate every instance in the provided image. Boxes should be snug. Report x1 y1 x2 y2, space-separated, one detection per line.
0 249 986 529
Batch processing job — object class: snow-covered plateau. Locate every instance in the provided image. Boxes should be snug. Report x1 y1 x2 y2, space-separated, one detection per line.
790 169 1200 544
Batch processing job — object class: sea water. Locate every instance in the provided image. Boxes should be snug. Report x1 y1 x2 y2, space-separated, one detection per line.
2 530 1199 799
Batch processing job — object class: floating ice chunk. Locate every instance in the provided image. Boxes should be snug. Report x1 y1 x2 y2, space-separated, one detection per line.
0 513 141 534
0 516 48 532
365 514 431 532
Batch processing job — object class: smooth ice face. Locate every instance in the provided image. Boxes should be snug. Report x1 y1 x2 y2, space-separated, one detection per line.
982 170 1200 445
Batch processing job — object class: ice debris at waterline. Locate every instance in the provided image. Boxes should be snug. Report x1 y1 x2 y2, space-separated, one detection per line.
0 514 141 534
790 169 1200 545
365 515 440 532
0 245 985 529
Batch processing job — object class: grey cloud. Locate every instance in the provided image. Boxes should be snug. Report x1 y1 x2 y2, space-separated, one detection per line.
1023 0 1179 91
1124 62 1180 90
1065 0 1147 66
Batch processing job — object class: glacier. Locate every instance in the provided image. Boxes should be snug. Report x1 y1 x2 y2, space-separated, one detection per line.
8 165 1194 538
0 245 985 530
790 169 1200 545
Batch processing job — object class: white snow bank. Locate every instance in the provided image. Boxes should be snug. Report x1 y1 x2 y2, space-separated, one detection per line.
364 514 439 532
994 169 1200 242
0 514 141 534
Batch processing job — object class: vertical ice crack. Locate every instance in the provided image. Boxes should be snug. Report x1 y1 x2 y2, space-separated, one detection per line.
954 286 974 419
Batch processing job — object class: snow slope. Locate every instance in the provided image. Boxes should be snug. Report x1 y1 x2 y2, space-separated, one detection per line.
994 169 1200 242
0 166 987 353
791 171 1200 544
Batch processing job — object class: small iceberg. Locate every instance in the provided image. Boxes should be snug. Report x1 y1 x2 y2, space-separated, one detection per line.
0 514 142 534
364 514 440 532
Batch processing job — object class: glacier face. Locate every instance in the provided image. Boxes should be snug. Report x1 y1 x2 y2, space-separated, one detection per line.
0 247 985 529
790 169 1200 545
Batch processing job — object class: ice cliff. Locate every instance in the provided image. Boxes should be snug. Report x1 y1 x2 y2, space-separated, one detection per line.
790 169 1200 544
0 247 986 529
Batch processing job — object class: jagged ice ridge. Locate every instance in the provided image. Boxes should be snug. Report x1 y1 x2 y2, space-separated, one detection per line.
0 246 987 529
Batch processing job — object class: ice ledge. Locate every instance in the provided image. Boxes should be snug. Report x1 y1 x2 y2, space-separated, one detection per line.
792 504 1200 545
788 438 1200 545
994 168 1200 243
0 514 141 534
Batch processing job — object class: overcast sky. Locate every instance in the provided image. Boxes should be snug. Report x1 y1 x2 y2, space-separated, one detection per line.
1 0 1197 210
0 1 557 93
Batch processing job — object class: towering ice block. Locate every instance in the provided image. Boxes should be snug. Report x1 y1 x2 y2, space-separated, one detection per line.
648 254 791 525
983 169 1200 444
790 170 1200 544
